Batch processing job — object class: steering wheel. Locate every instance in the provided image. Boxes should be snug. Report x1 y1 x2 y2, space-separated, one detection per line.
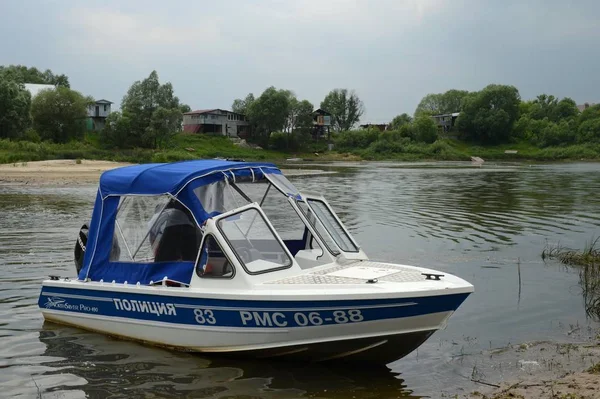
237 247 252 263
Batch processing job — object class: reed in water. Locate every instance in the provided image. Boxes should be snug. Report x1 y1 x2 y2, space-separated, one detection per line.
542 237 600 320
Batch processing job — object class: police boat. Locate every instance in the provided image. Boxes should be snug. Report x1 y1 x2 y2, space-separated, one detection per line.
39 160 473 364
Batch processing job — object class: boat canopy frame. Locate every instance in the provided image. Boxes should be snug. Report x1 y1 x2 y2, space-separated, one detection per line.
79 160 291 285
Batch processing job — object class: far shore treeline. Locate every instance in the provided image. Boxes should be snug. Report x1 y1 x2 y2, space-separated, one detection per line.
1 64 600 164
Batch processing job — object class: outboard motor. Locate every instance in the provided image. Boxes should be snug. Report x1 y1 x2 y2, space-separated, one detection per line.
74 222 90 274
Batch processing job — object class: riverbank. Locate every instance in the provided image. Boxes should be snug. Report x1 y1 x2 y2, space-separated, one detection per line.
342 140 600 162
0 159 333 185
457 338 600 399
2 135 600 166
0 135 359 165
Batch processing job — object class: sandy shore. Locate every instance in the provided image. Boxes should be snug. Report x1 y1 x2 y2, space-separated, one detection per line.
0 159 331 185
0 159 132 185
457 339 600 399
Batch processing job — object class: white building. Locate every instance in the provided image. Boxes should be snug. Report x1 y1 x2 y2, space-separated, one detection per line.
87 99 113 131
183 109 249 138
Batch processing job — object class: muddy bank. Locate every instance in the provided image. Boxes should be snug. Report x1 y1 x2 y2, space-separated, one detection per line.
0 159 332 185
450 337 600 399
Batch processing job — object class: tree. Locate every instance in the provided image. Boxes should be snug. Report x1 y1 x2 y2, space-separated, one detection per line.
30 87 92 143
0 79 31 139
553 98 578 121
102 112 134 148
0 65 70 87
577 119 600 143
414 93 443 116
440 90 469 114
414 90 468 117
285 97 314 133
455 84 520 144
526 95 578 123
179 104 191 114
294 99 314 132
320 89 364 131
232 93 255 115
246 86 291 140
578 104 600 125
280 96 314 150
147 107 184 148
111 70 188 148
529 94 558 120
412 115 438 143
389 113 412 130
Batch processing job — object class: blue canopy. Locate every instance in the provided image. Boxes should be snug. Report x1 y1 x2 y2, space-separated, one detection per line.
99 159 280 196
79 159 287 284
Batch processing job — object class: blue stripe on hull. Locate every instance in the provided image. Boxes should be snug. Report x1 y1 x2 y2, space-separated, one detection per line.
39 286 469 329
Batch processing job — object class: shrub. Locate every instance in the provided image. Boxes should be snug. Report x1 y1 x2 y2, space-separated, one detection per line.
367 137 411 153
577 119 600 143
21 128 41 143
412 115 438 143
538 119 577 147
578 104 600 125
269 132 301 151
334 128 379 150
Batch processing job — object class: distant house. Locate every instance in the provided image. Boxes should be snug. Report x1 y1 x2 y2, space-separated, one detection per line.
312 108 332 140
183 109 249 138
431 112 460 133
24 84 111 132
360 123 388 131
87 100 112 131
577 103 597 112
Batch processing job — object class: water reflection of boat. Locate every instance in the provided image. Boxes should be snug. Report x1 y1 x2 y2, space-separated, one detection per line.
39 323 422 398
38 160 473 364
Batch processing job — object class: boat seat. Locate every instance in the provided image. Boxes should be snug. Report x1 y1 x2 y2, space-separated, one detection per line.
154 224 200 263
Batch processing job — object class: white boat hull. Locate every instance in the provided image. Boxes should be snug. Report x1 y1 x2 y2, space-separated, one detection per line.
39 279 468 364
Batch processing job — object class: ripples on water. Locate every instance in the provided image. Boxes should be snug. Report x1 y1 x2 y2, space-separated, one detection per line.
1 162 600 398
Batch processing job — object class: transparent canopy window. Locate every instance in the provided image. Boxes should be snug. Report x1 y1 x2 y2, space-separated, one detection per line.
193 172 299 215
194 176 307 242
217 207 292 274
305 199 358 253
111 196 201 263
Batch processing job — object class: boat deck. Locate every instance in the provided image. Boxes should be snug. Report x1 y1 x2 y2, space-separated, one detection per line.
265 261 427 285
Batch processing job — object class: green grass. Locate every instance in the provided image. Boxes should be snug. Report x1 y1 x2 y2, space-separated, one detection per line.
0 134 289 164
2 134 600 165
451 140 600 161
334 136 600 162
395 139 600 162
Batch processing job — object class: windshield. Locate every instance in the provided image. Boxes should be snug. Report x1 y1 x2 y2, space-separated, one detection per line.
264 172 300 197
217 207 293 274
296 200 340 256
305 199 359 253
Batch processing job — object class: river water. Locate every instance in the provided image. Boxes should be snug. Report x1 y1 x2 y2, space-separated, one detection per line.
1 161 599 398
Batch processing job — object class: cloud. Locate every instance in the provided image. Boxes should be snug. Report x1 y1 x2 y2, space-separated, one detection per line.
1 0 599 123
60 7 225 61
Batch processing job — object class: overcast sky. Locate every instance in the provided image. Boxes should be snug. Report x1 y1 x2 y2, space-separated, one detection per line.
1 0 598 123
